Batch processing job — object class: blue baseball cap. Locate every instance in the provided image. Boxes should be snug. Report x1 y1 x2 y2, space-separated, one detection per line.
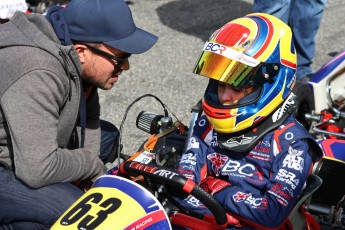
62 0 158 54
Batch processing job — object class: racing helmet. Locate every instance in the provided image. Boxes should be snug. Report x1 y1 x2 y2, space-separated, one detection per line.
194 13 297 133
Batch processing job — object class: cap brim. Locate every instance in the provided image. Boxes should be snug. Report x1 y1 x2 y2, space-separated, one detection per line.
104 27 158 54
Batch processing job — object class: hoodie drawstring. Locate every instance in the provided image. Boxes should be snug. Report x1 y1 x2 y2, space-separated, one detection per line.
79 84 86 148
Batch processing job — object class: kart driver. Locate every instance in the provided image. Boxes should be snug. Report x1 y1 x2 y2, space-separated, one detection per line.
175 13 322 229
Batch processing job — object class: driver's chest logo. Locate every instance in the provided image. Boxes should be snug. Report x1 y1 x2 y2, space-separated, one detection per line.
207 153 228 175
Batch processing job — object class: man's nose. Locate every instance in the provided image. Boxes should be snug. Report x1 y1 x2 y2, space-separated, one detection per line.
220 86 236 104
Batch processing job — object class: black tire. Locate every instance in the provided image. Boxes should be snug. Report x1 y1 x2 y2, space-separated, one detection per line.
292 79 315 130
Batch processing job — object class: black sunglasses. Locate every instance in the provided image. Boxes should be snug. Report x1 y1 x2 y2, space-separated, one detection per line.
83 43 132 68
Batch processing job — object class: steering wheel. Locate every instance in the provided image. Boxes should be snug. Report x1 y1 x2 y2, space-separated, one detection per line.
120 160 228 227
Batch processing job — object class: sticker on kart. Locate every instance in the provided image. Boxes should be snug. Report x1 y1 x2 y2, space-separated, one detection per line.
51 175 171 230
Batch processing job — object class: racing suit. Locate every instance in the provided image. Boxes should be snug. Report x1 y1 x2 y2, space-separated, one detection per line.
176 115 322 229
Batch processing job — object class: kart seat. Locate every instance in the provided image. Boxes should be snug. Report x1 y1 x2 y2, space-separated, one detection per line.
287 173 323 229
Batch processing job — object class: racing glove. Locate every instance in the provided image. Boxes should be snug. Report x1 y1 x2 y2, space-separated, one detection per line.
199 176 231 196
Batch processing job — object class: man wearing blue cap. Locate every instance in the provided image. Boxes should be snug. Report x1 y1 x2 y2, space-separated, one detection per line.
0 0 157 229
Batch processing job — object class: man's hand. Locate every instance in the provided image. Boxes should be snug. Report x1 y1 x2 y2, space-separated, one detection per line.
73 178 93 192
199 176 231 195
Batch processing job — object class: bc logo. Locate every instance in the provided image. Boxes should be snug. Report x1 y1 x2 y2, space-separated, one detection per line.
204 42 227 55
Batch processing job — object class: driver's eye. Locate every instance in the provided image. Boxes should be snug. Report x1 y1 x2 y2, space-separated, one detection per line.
233 86 246 92
218 82 226 88
218 82 244 92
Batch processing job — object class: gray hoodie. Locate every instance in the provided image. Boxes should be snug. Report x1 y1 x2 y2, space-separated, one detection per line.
0 12 104 188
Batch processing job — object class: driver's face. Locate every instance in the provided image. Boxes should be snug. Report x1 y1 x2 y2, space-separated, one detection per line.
218 82 254 106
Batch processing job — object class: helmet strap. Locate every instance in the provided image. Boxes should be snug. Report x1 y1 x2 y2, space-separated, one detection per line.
217 93 298 152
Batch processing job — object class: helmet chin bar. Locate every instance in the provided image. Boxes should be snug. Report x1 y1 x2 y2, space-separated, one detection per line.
217 93 297 153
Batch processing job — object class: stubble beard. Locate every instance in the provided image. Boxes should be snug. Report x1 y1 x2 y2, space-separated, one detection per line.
81 64 111 90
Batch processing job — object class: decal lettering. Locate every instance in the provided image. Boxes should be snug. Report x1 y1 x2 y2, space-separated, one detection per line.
204 42 227 55
275 169 299 189
203 42 260 67
153 169 179 180
233 192 268 209
60 193 121 229
186 196 203 208
222 159 255 177
136 217 153 229
180 153 197 165
282 154 304 172
130 161 158 174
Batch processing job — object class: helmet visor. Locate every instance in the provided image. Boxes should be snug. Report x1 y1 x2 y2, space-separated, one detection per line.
193 42 278 90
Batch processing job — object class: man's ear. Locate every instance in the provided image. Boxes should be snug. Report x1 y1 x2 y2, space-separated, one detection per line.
73 44 88 63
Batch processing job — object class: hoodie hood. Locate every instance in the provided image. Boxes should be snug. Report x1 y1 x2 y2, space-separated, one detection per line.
0 11 81 74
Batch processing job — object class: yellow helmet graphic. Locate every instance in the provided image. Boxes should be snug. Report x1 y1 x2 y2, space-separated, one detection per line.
194 13 297 133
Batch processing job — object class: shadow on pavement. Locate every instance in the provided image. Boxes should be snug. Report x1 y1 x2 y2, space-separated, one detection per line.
156 0 253 41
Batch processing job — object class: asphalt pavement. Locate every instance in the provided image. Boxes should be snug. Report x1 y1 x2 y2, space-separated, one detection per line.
99 0 345 155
